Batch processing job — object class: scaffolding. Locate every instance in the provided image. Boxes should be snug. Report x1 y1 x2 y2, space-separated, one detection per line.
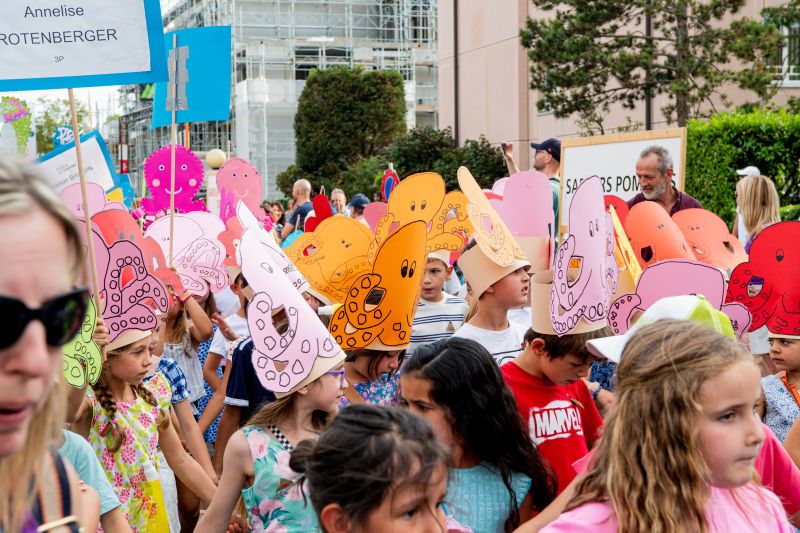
120 0 437 200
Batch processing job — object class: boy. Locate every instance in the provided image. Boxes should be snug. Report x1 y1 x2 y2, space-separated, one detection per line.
500 270 608 494
407 251 468 355
453 239 531 365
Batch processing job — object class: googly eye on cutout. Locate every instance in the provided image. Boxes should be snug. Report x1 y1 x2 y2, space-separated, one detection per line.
158 164 165 171
181 164 188 171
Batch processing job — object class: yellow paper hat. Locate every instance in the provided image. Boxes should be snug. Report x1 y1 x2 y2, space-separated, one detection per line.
609 205 641 300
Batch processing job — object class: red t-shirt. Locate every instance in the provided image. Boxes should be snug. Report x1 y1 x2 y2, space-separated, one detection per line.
501 361 603 494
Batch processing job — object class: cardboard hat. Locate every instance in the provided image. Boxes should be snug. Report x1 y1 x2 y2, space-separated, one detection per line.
672 208 748 273
727 221 800 338
609 205 641 300
531 270 608 335
107 328 153 353
545 176 617 336
456 167 530 297
624 201 694 268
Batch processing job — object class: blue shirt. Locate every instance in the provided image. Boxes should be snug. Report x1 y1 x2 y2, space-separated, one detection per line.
288 201 313 231
146 357 190 404
224 338 277 423
58 430 121 515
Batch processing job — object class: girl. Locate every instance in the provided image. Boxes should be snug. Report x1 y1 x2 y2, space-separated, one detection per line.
340 348 403 407
736 174 780 253
761 333 800 442
74 329 217 532
542 320 792 532
194 286 223 445
290 405 453 533
0 159 96 532
402 337 557 533
196 350 347 532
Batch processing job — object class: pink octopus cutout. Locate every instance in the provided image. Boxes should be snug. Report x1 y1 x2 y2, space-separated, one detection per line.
218 216 244 267
240 225 341 394
216 157 266 222
145 212 229 296
609 259 751 339
78 220 169 341
60 182 126 217
141 145 206 216
550 176 618 335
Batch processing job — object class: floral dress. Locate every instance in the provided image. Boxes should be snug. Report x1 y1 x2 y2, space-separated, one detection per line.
338 371 401 409
240 425 319 533
196 324 222 443
86 374 171 532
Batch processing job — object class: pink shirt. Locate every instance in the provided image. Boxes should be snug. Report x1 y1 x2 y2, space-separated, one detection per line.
541 485 793 532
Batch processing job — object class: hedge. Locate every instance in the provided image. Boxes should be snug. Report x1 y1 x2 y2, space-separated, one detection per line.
686 110 800 225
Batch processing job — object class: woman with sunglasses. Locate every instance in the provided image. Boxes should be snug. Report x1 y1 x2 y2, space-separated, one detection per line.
0 160 98 532
196 358 347 532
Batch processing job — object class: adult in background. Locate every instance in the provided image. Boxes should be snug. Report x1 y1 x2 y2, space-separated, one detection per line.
503 139 561 235
627 145 702 214
348 193 371 227
281 179 313 238
731 165 761 245
330 188 349 216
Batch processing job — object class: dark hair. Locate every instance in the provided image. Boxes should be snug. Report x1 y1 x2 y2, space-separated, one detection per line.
290 405 450 531
345 348 405 381
403 338 557 529
523 326 613 362
271 202 286 225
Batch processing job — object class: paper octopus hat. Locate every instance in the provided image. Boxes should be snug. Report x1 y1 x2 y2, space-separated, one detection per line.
609 205 641 298
726 221 800 338
489 170 554 272
672 208 748 273
456 167 529 298
141 145 206 216
532 176 617 336
240 222 345 396
329 220 428 351
285 215 373 306
624 201 693 268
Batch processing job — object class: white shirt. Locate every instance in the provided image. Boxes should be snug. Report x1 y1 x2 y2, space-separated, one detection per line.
214 286 241 318
209 313 250 361
736 206 748 246
452 321 529 366
507 306 531 329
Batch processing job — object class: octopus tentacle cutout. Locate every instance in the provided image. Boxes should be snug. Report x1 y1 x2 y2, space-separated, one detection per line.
62 298 103 388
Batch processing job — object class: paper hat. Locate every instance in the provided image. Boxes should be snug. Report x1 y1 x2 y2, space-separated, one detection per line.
141 145 206 216
609 205 641 299
286 215 373 305
457 167 529 297
240 220 345 396
329 220 428 350
542 176 617 336
672 208 748 273
489 170 555 272
107 328 154 353
727 221 800 338
624 201 693 268
587 295 736 363
216 157 264 223
63 297 103 388
145 212 230 297
303 193 334 232
608 259 751 339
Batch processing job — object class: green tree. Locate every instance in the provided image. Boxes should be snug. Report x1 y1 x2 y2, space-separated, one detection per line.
385 126 456 178
432 136 507 190
521 0 784 128
34 97 89 155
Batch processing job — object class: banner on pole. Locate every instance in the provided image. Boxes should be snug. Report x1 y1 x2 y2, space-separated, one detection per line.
0 0 167 91
37 130 116 193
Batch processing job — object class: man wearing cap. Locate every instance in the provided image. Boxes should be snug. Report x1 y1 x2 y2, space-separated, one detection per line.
627 145 702 215
502 138 561 235
732 165 761 246
348 193 370 227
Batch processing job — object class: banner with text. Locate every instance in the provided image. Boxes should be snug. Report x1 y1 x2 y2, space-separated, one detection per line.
37 130 116 193
558 128 687 230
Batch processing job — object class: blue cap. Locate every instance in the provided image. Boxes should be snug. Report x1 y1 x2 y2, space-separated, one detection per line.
348 193 370 210
530 138 561 162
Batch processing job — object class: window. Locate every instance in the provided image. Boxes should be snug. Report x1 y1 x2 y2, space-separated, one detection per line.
769 24 800 86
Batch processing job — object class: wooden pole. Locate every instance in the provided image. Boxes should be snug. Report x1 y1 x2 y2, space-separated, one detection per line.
168 32 178 267
68 89 101 311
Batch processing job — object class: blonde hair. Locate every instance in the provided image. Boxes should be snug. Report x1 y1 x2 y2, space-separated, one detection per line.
247 386 330 434
737 175 780 236
567 320 753 533
0 159 84 532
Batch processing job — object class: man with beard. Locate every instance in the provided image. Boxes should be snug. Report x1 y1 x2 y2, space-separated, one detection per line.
627 145 702 214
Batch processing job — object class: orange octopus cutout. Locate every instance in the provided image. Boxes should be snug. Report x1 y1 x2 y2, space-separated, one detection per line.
285 216 373 304
329 220 428 350
369 172 472 262
457 166 526 267
672 208 748 273
624 201 693 268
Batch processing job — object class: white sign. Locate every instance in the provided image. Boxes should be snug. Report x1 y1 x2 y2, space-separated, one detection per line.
37 132 116 193
558 128 687 229
0 1 150 81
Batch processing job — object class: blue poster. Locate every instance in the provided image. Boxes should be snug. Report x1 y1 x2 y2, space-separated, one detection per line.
151 26 232 129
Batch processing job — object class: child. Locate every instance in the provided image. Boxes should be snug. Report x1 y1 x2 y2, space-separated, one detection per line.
340 348 403 407
290 405 453 533
193 286 223 445
73 329 217 531
402 337 556 533
407 251 468 356
762 333 800 442
454 239 531 365
542 320 792 532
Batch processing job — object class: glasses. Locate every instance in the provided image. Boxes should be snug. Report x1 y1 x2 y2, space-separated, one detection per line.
0 288 88 350
325 370 346 387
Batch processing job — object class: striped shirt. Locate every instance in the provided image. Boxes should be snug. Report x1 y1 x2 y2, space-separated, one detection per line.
407 292 468 355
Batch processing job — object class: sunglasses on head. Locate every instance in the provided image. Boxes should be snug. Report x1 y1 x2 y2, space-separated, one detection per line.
0 288 89 350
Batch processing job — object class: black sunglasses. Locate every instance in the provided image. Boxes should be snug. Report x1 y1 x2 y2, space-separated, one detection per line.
0 288 89 350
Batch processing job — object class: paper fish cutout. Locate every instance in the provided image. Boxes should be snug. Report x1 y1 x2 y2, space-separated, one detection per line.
550 176 618 335
329 220 428 350
610 259 751 339
604 195 629 225
672 209 748 273
145 212 229 296
141 145 206 215
609 205 641 297
381 167 399 202
624 201 693 268
62 298 103 388
60 182 125 218
286 216 373 305
240 222 342 393
304 194 334 233
727 222 800 336
371 172 471 261
216 157 265 223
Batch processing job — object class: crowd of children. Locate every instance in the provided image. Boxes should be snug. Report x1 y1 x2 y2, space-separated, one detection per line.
2 154 800 533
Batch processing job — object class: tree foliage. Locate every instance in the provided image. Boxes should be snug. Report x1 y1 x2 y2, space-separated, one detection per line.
34 97 89 155
521 0 785 128
385 126 457 178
